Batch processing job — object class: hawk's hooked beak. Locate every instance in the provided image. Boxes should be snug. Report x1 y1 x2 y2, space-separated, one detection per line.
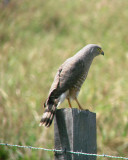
101 50 104 56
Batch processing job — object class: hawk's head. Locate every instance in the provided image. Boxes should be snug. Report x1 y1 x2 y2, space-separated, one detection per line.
86 44 104 57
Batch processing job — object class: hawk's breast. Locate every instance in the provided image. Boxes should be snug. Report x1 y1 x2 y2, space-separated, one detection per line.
67 73 87 99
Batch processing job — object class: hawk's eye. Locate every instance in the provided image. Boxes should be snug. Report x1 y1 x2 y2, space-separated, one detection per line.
97 48 101 52
97 48 102 54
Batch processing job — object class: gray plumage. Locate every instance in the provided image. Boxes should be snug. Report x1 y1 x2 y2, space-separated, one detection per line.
40 44 104 127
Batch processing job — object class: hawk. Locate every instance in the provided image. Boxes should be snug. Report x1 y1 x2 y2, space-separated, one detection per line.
40 44 104 127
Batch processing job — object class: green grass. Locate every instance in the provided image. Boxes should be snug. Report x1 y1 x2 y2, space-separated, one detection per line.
0 0 128 159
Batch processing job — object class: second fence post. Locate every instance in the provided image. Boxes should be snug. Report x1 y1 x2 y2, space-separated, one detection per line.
54 108 97 160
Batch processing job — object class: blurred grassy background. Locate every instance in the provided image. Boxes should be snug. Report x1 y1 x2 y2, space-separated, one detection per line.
0 0 128 159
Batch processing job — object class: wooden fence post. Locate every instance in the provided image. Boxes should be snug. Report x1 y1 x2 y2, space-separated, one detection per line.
54 108 97 160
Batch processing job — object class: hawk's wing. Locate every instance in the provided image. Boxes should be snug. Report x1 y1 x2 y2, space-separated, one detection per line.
46 57 85 105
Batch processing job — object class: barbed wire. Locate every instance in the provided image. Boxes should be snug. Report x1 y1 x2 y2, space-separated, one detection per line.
0 142 128 159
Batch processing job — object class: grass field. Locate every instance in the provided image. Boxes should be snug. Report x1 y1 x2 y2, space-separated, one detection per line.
0 0 128 159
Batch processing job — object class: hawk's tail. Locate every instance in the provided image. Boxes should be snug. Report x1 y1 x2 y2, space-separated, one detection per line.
39 103 57 127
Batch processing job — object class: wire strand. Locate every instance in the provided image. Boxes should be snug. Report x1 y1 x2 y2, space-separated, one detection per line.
0 142 128 159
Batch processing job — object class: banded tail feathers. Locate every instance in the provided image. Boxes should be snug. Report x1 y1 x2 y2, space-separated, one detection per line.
39 103 57 127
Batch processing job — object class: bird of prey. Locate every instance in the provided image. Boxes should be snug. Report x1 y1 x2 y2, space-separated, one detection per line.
40 44 104 127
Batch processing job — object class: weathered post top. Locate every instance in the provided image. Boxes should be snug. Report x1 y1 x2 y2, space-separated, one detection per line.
54 108 97 160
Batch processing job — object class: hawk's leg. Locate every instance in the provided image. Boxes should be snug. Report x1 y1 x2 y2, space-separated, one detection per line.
67 98 72 108
75 98 84 110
